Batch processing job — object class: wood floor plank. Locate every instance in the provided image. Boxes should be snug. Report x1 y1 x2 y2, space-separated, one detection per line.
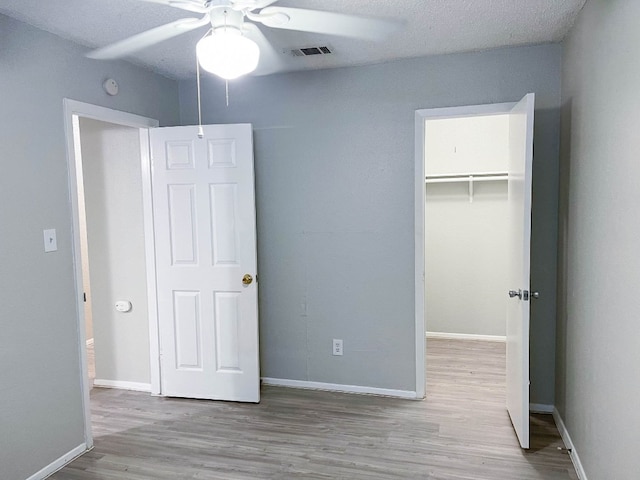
52 339 577 479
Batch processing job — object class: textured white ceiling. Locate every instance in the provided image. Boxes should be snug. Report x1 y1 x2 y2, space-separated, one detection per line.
0 0 586 79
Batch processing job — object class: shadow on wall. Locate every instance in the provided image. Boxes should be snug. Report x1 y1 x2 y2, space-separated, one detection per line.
554 98 573 413
529 107 562 406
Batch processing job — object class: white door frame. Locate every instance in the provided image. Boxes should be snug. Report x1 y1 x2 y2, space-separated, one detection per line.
414 101 517 399
62 99 160 448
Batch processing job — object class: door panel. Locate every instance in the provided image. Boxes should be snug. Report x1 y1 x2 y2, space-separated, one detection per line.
173 291 202 370
210 184 240 265
168 184 198 264
150 124 259 402
506 93 535 448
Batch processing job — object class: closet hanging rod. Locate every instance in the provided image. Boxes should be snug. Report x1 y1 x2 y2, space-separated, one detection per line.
425 173 508 184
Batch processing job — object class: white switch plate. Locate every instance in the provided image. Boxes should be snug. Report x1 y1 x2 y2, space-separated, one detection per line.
43 229 57 252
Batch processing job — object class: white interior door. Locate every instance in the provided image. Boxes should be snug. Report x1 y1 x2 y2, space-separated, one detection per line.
150 124 259 402
506 93 535 448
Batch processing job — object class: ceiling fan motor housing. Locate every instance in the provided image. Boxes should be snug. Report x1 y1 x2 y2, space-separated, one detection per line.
210 6 244 31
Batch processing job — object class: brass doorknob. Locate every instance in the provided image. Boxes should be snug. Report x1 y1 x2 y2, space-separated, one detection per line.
242 274 253 285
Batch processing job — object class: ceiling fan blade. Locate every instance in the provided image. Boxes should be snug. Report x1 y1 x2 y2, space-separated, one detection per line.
233 0 279 10
134 0 208 13
242 23 286 76
256 7 403 41
87 16 210 60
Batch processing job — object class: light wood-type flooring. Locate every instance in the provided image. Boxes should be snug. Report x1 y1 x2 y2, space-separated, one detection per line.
53 339 577 479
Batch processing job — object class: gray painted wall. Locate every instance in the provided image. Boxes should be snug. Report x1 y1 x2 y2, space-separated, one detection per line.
79 118 150 386
557 0 640 477
0 15 179 480
179 44 562 402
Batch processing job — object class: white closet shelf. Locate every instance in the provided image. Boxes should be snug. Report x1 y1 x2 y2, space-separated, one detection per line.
425 172 508 203
425 172 508 183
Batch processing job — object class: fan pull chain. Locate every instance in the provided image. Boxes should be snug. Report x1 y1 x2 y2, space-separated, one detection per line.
196 53 204 138
223 10 230 107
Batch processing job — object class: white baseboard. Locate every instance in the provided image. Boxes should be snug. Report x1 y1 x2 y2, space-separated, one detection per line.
426 331 506 342
261 377 417 399
553 407 588 480
86 338 94 346
93 379 151 392
26 443 87 480
530 403 554 414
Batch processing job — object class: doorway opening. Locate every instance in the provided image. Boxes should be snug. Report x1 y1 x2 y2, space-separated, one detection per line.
63 100 160 448
424 114 509 342
423 112 511 442
75 117 152 391
414 95 535 449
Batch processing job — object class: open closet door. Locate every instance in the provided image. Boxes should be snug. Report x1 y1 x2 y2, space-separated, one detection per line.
506 93 535 448
150 124 260 402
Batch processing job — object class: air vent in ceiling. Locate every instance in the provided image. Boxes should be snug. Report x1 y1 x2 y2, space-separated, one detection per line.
291 46 333 57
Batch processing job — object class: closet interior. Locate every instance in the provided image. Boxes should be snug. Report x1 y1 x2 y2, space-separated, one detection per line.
425 114 510 339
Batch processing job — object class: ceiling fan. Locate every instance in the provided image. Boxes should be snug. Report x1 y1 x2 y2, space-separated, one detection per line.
87 0 401 79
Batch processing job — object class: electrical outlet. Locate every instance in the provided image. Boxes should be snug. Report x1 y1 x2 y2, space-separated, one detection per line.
332 339 343 356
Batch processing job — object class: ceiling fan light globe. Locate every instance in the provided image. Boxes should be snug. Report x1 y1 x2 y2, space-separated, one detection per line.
196 30 260 80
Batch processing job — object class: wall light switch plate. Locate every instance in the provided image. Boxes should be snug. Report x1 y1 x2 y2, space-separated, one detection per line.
43 229 57 252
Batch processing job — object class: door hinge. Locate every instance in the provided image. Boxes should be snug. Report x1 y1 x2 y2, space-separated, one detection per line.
83 292 86 302
523 290 529 301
